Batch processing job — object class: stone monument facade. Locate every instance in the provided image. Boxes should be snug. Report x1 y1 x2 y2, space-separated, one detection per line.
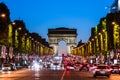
48 27 77 56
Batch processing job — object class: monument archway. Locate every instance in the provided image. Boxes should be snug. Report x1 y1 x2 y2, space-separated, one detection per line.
48 27 77 56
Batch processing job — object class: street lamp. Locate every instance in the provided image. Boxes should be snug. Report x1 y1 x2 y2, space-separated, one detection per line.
18 27 22 30
12 22 16 25
1 13 6 18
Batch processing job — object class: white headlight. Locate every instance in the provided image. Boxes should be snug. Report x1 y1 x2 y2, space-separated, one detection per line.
33 63 40 69
2 68 4 70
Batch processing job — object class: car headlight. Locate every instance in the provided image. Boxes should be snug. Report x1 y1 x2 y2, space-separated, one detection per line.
33 63 40 69
8 67 11 70
2 68 4 70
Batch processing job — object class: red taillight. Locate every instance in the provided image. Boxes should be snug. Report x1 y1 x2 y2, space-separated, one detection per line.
87 65 90 67
67 66 70 69
119 68 120 70
74 66 77 68
80 64 83 67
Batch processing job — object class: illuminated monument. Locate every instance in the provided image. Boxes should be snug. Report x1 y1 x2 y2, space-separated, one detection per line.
48 27 77 56
110 0 120 13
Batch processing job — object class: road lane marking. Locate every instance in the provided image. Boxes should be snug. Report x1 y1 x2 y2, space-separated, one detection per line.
60 70 66 80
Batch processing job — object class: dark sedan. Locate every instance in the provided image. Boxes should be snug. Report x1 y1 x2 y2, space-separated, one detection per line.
110 65 120 74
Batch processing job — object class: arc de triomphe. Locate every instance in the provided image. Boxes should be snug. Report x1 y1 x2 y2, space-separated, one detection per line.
47 27 77 56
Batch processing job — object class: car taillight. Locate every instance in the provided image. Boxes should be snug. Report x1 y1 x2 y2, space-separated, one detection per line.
80 64 82 67
67 66 70 69
74 66 77 68
87 65 90 67
119 68 120 70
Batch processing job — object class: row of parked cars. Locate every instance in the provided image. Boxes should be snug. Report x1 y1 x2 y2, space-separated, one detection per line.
65 62 120 78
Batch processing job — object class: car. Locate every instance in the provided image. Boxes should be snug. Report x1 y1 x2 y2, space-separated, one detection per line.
74 63 82 71
110 65 120 74
79 63 89 71
10 63 17 71
31 61 43 70
66 63 75 70
89 63 99 71
1 63 11 71
93 65 111 78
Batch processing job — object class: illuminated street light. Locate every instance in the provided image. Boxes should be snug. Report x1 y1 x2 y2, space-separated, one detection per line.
12 22 16 25
1 13 6 18
18 27 22 30
31 38 34 41
92 38 94 41
102 29 105 32
112 21 116 25
95 36 97 39
99 32 101 35
29 36 31 39
25 33 27 36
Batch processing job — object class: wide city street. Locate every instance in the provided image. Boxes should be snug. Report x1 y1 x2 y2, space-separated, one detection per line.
1 0 120 80
0 68 120 80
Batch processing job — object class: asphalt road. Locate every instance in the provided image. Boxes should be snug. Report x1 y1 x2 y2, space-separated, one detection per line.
0 68 120 80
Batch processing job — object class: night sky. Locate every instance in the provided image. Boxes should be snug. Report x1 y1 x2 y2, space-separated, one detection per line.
1 0 114 43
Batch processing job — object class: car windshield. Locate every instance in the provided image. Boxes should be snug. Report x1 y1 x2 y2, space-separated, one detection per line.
111 66 119 69
3 64 10 67
97 66 108 69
